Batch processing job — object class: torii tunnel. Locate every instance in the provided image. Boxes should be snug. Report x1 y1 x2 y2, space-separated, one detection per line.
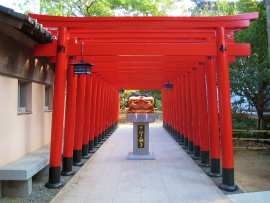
29 12 258 192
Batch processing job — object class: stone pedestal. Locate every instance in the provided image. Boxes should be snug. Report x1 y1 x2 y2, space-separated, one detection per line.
127 114 155 160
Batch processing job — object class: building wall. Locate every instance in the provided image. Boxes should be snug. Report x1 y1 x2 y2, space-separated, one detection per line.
0 74 52 167
0 22 54 168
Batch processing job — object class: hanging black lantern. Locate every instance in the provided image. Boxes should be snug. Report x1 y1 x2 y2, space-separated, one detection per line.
69 42 96 76
118 87 125 94
164 79 174 90
70 59 95 76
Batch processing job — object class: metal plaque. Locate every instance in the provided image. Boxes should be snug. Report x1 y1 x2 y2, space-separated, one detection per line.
137 125 145 149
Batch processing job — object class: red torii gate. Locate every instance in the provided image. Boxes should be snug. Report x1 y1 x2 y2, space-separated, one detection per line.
29 12 258 192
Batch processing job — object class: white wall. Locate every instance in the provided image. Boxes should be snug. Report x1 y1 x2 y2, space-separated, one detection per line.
0 74 52 167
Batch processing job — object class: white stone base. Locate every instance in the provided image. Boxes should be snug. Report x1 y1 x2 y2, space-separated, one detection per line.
127 152 155 160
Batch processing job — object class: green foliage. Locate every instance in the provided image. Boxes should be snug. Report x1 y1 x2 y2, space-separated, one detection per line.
230 0 270 129
191 0 239 16
188 0 270 129
20 0 176 16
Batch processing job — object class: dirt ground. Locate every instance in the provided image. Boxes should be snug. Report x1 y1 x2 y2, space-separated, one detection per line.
234 149 270 192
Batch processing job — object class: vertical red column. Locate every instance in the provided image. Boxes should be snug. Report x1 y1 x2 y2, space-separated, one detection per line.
45 27 68 188
61 56 78 176
88 74 97 152
197 64 210 167
101 81 108 141
190 69 201 159
216 27 237 191
185 72 194 153
177 78 184 145
205 56 221 177
94 76 102 146
97 79 105 143
181 75 188 148
73 74 87 166
99 81 106 141
81 74 93 159
174 79 180 141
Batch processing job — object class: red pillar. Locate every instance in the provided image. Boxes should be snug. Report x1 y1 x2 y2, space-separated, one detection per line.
94 76 102 146
177 78 184 144
216 27 237 191
174 79 181 141
73 74 87 166
185 72 194 153
205 56 221 177
45 27 68 188
190 69 201 159
97 79 105 143
181 75 189 148
197 64 210 167
61 56 78 176
88 73 97 152
81 74 93 159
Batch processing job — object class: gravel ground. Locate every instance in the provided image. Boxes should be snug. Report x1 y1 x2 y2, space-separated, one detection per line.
0 140 106 203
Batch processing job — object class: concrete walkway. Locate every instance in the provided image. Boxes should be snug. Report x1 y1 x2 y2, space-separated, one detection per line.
51 124 232 203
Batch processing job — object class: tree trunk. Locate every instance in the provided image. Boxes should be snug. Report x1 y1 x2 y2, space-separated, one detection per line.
266 0 270 61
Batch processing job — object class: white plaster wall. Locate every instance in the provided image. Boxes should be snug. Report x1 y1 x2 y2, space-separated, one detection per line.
0 74 52 167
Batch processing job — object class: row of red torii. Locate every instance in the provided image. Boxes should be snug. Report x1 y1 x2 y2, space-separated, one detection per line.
29 12 259 192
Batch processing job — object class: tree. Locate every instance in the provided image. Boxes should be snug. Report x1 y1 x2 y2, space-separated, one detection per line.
19 0 177 16
189 0 270 130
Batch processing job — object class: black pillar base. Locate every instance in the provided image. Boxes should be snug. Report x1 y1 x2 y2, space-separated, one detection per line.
184 137 189 149
88 140 94 153
98 134 103 144
102 131 106 141
61 157 75 176
200 151 210 167
193 145 201 158
179 134 184 145
82 145 90 159
73 150 84 166
94 137 99 147
177 132 181 141
219 168 238 192
208 172 222 177
219 183 238 192
210 158 221 176
188 141 194 153
45 166 64 188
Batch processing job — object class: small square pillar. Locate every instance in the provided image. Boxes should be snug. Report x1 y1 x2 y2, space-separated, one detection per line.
3 179 32 196
127 114 155 160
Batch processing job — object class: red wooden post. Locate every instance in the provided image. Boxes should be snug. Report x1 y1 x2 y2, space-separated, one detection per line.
174 79 180 141
181 75 189 148
45 27 68 188
216 27 238 191
97 79 105 143
94 76 102 146
177 78 184 145
88 74 97 152
81 74 93 159
61 56 78 176
176 78 183 143
190 69 201 159
185 72 194 153
205 56 221 177
73 74 87 166
197 64 210 167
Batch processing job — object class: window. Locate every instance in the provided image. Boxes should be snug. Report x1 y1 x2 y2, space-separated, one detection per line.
18 81 32 113
18 82 27 112
45 86 53 111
